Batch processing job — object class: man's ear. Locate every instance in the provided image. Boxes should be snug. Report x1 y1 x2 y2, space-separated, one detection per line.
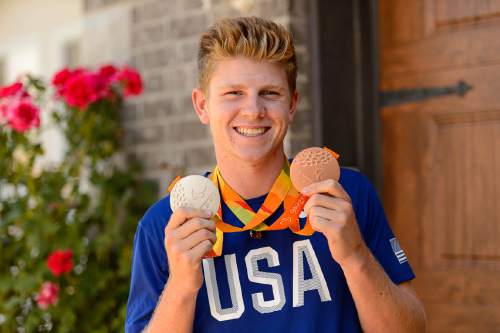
192 88 209 125
288 90 299 122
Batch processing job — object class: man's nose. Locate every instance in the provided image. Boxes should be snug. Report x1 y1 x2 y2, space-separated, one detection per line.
240 94 264 118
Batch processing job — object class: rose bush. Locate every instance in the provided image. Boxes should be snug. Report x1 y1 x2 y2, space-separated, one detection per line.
0 81 40 134
0 65 156 332
36 283 60 310
46 250 74 277
1 98 41 133
0 82 27 98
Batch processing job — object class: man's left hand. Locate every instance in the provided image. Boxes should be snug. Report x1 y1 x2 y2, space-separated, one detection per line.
302 179 368 266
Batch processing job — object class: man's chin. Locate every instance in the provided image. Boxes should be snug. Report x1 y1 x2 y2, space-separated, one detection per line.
233 147 284 165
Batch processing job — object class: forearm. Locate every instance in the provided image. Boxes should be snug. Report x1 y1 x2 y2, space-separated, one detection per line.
144 278 198 333
341 246 426 333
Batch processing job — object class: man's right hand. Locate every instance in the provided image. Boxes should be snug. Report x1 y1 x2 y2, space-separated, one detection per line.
164 207 216 294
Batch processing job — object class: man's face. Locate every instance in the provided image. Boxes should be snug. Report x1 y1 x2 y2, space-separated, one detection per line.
193 56 298 164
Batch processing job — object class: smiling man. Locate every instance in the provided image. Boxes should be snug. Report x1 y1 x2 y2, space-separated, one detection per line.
125 17 426 333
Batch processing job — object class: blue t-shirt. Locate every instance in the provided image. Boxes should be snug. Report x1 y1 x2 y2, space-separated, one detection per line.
125 168 415 332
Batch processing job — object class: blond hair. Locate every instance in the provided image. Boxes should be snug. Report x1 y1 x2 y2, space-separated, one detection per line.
197 16 297 92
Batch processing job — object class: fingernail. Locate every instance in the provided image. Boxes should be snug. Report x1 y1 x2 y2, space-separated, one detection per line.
204 209 212 217
301 186 311 195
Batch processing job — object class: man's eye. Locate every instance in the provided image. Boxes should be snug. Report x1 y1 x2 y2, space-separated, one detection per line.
226 91 242 96
262 90 279 96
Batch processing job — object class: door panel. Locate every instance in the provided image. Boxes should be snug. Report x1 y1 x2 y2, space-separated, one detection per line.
379 0 500 331
428 110 500 269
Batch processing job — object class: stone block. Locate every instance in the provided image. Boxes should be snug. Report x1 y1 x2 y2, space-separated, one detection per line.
132 22 167 47
136 150 177 173
132 0 176 23
290 0 308 18
81 3 132 66
295 103 309 121
178 40 199 64
209 0 229 8
169 13 207 39
290 135 313 155
253 0 290 19
163 67 192 92
181 0 204 12
142 73 165 93
290 20 310 46
210 4 241 20
177 95 196 114
143 97 177 118
125 125 164 145
296 79 309 96
85 0 125 12
162 121 209 142
122 101 143 122
181 65 199 91
184 145 216 167
295 46 310 72
134 47 175 69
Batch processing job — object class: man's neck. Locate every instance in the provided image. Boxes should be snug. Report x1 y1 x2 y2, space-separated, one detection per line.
215 150 286 199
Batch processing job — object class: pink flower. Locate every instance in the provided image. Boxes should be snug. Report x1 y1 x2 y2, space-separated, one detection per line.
1 97 41 133
36 282 59 310
52 68 84 96
0 82 29 99
116 66 143 97
62 72 109 110
52 68 72 87
0 102 7 123
46 249 74 276
98 65 119 83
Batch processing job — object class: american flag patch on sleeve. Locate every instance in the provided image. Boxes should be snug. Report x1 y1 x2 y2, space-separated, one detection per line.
389 237 408 264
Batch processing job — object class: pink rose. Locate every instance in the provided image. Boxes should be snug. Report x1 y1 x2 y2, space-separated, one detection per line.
116 66 143 97
0 82 28 99
0 102 7 123
52 68 85 97
36 282 60 310
52 68 72 87
98 65 119 83
46 249 74 276
2 97 41 133
62 72 109 110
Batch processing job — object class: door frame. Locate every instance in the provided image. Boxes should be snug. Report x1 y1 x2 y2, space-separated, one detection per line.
309 0 382 192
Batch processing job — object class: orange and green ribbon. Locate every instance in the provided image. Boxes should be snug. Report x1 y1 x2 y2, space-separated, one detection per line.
204 159 314 257
168 149 339 257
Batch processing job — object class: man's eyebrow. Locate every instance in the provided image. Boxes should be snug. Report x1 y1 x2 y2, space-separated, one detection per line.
217 84 246 90
260 85 286 91
216 84 287 92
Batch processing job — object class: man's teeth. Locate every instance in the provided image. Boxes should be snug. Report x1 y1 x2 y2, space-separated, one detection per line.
235 127 268 137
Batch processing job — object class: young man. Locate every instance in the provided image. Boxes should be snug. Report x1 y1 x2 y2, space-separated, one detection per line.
126 17 426 333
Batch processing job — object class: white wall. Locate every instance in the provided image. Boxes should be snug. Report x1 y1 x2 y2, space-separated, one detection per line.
0 0 83 164
0 0 83 80
81 2 132 66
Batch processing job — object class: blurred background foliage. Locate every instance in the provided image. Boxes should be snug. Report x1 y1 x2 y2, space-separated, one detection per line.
0 68 157 332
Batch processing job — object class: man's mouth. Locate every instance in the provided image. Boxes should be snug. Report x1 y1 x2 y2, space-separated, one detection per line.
234 127 270 137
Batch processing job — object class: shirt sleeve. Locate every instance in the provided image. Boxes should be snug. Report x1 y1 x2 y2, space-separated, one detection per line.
125 220 169 333
358 174 415 285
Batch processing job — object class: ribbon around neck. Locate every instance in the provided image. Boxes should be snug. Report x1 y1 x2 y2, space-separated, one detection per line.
168 148 340 257
204 159 313 257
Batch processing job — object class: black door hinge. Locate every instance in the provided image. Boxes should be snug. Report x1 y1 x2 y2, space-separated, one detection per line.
379 80 473 107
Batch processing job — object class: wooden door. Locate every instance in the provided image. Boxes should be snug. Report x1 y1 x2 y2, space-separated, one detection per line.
379 1 500 332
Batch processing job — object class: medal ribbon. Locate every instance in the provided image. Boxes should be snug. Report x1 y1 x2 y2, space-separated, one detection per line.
168 149 340 258
204 159 313 257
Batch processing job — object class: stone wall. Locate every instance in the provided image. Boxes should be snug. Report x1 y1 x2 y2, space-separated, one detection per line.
84 0 314 195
